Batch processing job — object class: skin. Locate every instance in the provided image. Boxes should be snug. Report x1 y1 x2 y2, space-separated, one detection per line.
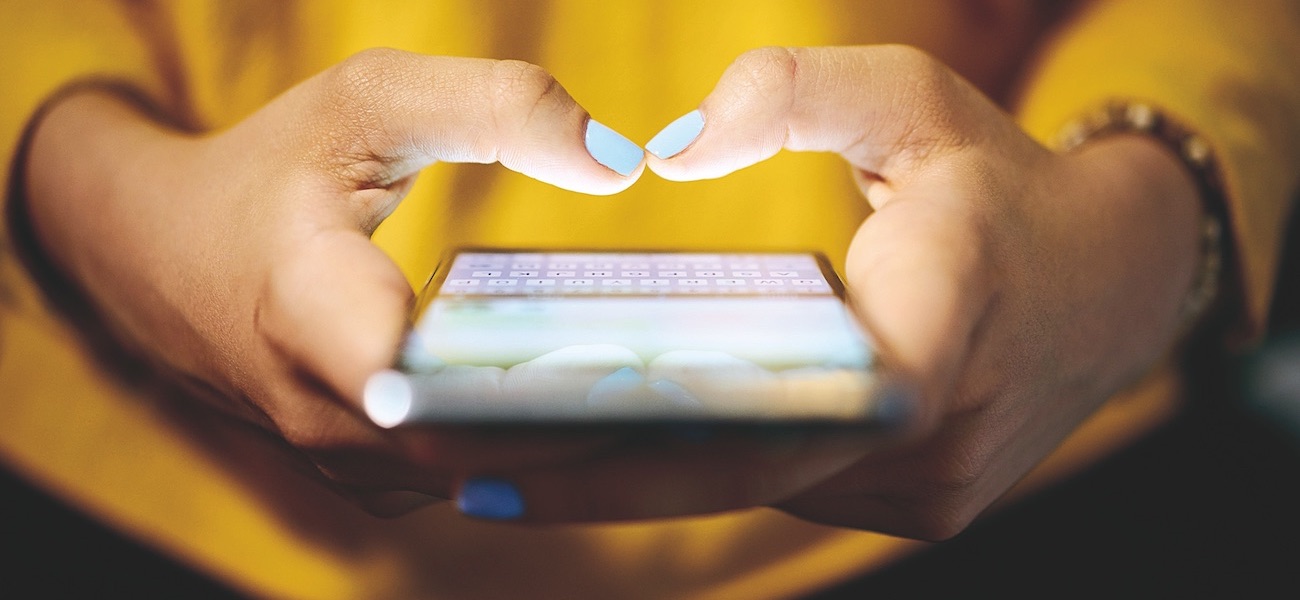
22 46 1202 537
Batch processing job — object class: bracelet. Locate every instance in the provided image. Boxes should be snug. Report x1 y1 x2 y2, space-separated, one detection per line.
1056 100 1227 338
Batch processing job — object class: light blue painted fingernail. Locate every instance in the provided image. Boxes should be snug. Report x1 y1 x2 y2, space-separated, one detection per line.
457 478 525 520
585 119 644 177
587 366 645 406
645 109 704 159
648 378 699 406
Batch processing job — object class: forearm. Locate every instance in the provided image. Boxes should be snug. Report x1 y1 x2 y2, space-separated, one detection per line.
25 92 190 291
20 91 215 377
1067 133 1203 344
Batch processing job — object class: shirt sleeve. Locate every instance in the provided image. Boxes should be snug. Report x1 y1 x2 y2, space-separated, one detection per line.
1012 0 1300 341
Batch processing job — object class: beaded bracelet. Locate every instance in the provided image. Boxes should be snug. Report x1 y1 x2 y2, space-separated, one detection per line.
1056 101 1227 338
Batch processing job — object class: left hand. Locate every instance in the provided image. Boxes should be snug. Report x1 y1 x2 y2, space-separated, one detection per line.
453 46 1205 539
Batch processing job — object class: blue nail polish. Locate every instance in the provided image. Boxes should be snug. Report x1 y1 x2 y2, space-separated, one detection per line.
645 109 704 159
587 366 645 406
457 478 525 520
648 378 699 406
585 119 644 177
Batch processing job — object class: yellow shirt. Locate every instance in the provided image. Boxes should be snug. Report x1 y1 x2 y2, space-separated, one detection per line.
2 1 1297 598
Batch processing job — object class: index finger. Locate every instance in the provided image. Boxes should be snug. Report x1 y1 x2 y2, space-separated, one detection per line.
645 45 981 188
261 49 645 227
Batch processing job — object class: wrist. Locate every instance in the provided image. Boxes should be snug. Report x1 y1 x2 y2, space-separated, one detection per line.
1056 133 1207 351
23 90 196 297
1058 102 1229 342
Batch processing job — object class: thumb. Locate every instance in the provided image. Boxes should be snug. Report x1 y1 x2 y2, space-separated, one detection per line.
843 171 995 432
259 228 411 405
644 45 979 188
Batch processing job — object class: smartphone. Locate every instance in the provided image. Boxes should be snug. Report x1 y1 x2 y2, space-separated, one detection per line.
364 248 891 428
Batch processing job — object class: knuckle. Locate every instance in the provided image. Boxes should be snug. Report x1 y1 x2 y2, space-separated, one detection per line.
482 59 567 162
930 448 985 499
874 45 970 155
489 59 563 122
906 497 979 541
313 48 419 182
876 44 952 97
899 452 987 540
279 419 335 455
728 46 799 98
877 44 942 73
330 47 410 99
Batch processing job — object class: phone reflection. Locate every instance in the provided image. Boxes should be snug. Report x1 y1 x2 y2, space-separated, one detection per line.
366 342 881 427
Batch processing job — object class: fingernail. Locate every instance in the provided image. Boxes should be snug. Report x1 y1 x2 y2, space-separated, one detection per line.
645 109 704 159
585 119 644 177
363 370 413 428
587 366 645 406
457 478 525 520
648 378 700 406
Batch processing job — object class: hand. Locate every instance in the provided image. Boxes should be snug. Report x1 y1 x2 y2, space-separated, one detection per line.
22 49 645 515
456 46 1204 539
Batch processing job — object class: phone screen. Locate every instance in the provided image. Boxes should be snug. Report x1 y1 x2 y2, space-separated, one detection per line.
365 249 886 427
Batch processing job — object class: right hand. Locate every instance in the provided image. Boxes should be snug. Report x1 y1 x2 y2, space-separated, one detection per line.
21 48 642 515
